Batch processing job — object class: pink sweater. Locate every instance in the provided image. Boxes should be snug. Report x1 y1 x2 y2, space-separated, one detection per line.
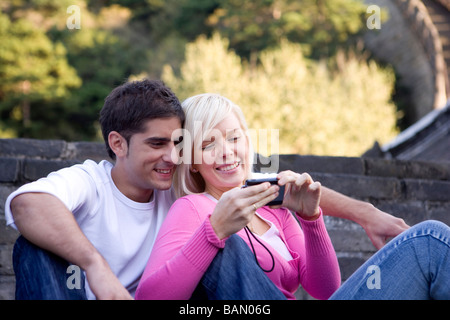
135 194 341 300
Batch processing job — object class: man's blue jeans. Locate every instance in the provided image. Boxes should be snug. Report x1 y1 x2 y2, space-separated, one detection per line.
12 234 285 300
330 220 450 300
13 235 87 300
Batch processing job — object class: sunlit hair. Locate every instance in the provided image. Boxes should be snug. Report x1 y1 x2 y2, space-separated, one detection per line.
173 93 254 198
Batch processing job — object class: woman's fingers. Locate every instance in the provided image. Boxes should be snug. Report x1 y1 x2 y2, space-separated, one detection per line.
241 182 279 209
276 171 322 217
211 183 278 239
278 171 315 188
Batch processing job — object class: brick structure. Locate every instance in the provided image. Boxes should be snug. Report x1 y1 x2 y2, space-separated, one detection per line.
364 0 449 122
1 138 449 299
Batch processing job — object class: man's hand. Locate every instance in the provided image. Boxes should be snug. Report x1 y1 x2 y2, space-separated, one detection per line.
358 206 410 250
84 255 133 300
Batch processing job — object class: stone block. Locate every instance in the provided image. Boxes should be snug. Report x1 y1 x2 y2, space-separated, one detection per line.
0 158 20 183
0 244 14 276
0 222 19 245
404 179 450 202
0 185 18 217
0 275 15 300
327 229 375 253
364 158 450 180
371 200 428 226
70 141 109 163
336 254 373 281
310 173 402 200
23 159 79 181
276 154 365 175
0 139 66 159
426 201 450 226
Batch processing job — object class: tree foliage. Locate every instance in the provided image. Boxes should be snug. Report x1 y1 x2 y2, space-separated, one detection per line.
163 34 398 156
0 11 81 138
0 0 401 156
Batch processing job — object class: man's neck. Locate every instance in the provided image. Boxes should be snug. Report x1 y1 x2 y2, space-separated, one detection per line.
110 166 154 203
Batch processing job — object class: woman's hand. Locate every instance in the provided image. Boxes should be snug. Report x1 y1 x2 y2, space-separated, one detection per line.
209 182 279 239
277 171 321 220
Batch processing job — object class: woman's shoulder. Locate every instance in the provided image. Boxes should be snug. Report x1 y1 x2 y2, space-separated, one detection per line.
171 193 216 211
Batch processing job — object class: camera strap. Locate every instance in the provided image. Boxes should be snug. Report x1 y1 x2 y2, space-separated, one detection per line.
244 226 275 273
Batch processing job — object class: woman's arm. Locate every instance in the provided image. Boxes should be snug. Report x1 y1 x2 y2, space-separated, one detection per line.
135 198 224 300
296 211 341 299
136 184 282 300
282 208 341 300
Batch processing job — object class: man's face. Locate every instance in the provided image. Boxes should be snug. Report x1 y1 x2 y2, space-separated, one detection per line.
114 117 182 202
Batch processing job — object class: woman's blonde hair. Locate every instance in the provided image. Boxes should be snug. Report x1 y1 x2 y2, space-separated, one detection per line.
173 93 254 198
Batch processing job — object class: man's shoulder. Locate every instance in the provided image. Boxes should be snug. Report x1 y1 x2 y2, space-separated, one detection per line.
74 159 112 172
64 159 112 181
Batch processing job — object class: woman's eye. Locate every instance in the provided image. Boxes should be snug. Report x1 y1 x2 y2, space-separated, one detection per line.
202 143 215 151
229 135 241 142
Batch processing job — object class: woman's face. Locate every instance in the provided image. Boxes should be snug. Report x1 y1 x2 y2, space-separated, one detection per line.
193 112 249 198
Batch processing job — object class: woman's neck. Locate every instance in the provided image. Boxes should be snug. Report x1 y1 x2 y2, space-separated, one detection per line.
204 180 246 200
205 187 225 200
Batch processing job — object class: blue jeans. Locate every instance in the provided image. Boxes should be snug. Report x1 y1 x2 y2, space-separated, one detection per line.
12 234 285 300
330 220 450 300
13 235 87 300
193 234 286 300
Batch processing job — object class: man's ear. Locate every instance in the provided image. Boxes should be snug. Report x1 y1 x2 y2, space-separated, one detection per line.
108 131 128 158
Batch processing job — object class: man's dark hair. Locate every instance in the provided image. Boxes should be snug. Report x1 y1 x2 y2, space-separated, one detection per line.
99 79 185 160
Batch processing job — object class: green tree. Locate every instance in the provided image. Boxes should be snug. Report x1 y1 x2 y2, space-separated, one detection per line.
163 34 398 156
0 12 81 138
174 0 367 60
47 2 151 140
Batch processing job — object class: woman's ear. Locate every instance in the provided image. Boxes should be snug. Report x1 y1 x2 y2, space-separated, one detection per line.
108 131 128 158
190 165 198 173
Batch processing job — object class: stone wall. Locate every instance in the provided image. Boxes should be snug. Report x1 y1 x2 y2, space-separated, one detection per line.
363 0 447 122
1 139 450 299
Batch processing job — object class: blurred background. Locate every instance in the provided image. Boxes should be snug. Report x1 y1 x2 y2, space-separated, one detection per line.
0 0 448 157
1 0 450 300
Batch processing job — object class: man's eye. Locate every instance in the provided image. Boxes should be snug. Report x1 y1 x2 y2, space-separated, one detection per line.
151 142 165 147
174 136 183 146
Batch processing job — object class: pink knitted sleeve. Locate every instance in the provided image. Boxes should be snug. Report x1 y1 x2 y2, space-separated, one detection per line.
135 197 225 300
283 209 341 299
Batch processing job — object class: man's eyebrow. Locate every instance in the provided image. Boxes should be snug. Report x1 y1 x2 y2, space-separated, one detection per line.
144 137 172 143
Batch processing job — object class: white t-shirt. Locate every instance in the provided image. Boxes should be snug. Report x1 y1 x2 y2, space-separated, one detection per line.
4 160 176 299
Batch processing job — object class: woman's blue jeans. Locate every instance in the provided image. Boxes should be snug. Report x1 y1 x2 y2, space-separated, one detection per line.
330 220 450 300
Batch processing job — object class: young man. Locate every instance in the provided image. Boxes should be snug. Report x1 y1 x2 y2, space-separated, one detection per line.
4 79 408 300
5 79 184 299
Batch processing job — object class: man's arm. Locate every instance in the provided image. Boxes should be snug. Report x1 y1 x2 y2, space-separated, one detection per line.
11 192 132 300
320 186 410 249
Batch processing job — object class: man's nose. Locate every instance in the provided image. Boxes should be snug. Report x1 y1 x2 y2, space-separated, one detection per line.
164 142 179 164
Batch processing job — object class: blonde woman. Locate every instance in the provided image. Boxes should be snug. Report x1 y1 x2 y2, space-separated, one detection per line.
135 93 341 300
